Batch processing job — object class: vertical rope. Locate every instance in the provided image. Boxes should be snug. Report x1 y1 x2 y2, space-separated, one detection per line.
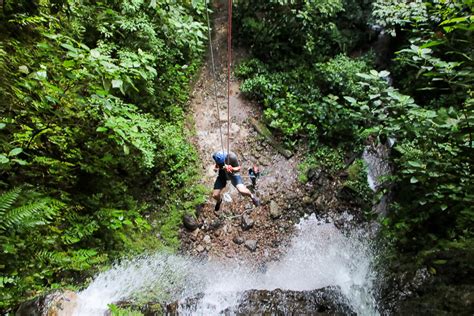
204 0 225 152
227 0 232 158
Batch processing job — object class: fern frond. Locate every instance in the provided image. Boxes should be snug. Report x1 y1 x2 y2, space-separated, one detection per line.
0 201 45 231
0 187 22 215
0 194 61 232
36 250 69 265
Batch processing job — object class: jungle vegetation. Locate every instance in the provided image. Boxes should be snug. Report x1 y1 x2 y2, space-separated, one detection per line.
0 0 208 310
234 0 473 287
0 0 473 312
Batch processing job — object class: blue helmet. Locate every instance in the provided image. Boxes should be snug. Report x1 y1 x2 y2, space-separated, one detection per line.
212 151 227 166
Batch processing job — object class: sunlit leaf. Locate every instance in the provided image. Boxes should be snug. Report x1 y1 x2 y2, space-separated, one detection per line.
112 79 123 89
18 65 29 74
9 148 23 156
0 154 9 164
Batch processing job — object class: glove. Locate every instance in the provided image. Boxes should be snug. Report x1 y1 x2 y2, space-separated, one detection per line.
225 164 233 173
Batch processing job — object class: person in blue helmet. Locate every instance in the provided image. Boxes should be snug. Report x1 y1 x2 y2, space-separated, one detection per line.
212 150 260 212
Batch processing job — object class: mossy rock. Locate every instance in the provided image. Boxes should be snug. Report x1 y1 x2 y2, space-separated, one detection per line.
250 118 293 158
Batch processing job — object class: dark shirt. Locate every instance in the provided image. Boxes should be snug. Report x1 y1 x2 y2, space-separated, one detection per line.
213 151 240 175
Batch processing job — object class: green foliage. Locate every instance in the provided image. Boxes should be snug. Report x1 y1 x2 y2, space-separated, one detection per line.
344 159 373 205
365 0 474 257
372 0 429 36
237 55 373 146
234 0 373 61
314 54 371 98
108 304 144 316
236 0 473 273
353 71 473 257
297 146 345 182
0 0 207 312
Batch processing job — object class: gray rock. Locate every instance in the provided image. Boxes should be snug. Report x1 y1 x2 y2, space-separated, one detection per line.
244 240 258 252
302 196 312 205
307 168 322 181
130 287 355 315
203 235 211 244
209 219 222 230
196 245 205 252
233 236 244 245
269 201 281 219
183 214 199 231
241 214 254 230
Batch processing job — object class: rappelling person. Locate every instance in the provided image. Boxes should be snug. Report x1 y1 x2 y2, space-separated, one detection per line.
212 150 260 212
248 164 260 188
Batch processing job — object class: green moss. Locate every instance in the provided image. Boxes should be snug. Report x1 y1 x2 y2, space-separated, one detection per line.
108 304 144 316
298 146 345 183
344 159 373 206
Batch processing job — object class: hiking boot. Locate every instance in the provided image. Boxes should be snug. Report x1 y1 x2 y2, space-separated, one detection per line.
251 196 260 207
214 200 222 213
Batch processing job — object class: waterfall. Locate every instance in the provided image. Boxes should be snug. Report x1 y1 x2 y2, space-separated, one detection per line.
363 137 394 216
74 214 378 315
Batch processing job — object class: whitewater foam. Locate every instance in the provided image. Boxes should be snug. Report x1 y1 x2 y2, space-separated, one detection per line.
74 214 378 315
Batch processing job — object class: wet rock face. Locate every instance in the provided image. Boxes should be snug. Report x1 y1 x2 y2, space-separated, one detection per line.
16 290 78 316
231 288 355 315
119 287 355 315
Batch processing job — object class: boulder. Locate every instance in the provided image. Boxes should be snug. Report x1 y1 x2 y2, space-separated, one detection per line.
244 240 258 252
307 168 322 181
232 288 354 315
182 214 200 231
302 195 312 205
117 287 355 315
233 236 244 245
269 201 282 219
241 214 254 230
16 290 78 316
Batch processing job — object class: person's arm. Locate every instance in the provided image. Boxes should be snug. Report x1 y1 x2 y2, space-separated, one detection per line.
225 152 241 173
232 165 242 172
224 164 241 173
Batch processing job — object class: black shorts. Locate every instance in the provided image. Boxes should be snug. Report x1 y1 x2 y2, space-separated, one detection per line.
213 171 244 190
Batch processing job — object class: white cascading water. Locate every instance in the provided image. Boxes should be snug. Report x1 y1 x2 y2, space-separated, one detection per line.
74 214 378 316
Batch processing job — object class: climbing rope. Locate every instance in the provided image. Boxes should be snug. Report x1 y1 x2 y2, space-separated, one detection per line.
204 0 233 156
204 0 225 152
227 0 233 157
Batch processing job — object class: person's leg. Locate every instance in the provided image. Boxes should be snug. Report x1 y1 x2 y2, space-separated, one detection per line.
235 184 252 197
212 188 222 212
233 175 260 206
213 173 226 212
212 189 222 202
